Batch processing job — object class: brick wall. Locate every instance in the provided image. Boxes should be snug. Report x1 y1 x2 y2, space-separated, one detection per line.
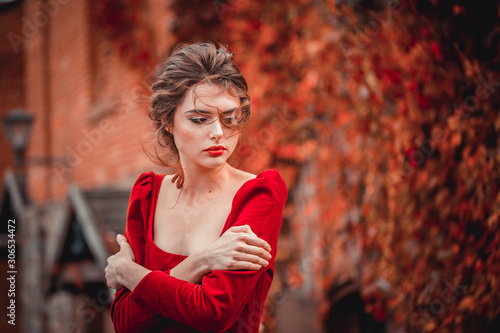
0 2 24 186
20 0 174 202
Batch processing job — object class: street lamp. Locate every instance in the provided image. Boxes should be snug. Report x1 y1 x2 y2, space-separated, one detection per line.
3 108 34 201
3 108 33 166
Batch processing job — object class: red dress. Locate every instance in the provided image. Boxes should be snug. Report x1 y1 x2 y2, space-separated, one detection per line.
110 169 288 333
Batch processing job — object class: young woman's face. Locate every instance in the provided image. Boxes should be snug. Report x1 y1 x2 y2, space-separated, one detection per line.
171 82 241 171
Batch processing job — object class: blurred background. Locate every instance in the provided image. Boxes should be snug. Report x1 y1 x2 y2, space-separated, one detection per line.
1 0 499 332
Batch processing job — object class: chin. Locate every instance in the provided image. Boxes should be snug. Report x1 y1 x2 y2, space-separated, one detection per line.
199 158 229 169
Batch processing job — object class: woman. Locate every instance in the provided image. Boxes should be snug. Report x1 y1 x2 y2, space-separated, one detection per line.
105 42 288 333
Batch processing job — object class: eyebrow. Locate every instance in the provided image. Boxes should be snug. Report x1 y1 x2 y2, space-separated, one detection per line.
185 108 237 115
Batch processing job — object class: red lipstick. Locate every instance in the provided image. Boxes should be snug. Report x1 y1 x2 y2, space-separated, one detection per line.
205 145 225 157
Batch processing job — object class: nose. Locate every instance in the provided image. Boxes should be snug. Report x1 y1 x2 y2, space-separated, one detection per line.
209 118 224 141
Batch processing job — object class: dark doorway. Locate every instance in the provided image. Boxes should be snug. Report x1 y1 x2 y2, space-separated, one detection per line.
325 281 385 333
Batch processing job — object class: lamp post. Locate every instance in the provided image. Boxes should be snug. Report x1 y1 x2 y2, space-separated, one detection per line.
3 108 43 333
3 108 34 201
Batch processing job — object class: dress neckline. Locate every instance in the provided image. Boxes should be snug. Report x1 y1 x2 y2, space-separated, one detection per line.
148 169 270 257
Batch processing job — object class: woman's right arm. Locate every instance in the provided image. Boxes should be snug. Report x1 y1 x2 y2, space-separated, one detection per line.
169 225 272 284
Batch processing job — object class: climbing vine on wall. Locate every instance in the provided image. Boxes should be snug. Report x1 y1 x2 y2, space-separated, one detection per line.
167 0 500 331
92 0 156 70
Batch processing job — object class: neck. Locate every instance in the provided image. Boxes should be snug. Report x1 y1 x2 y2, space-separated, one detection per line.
177 163 234 206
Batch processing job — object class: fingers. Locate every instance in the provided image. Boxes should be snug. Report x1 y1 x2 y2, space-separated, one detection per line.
113 234 136 262
234 252 270 267
228 257 266 271
104 260 123 289
238 233 272 253
116 234 128 247
237 262 265 271
244 227 258 238
229 225 272 252
229 225 252 233
238 243 272 262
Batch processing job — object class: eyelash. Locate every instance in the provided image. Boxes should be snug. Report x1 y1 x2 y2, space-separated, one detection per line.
189 117 234 124
190 118 206 124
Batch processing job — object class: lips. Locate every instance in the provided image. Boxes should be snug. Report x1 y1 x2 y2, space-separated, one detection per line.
205 145 226 151
205 145 225 157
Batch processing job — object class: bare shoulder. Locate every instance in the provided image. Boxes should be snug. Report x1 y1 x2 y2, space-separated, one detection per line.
163 173 176 183
158 173 177 197
232 168 257 183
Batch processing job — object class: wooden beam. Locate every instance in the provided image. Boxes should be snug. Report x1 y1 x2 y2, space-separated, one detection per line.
68 185 110 273
3 168 25 215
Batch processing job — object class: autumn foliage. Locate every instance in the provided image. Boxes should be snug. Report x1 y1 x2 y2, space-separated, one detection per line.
97 0 500 331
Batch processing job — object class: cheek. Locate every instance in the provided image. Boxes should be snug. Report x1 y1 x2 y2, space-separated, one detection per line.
227 132 240 148
177 127 197 141
174 127 201 151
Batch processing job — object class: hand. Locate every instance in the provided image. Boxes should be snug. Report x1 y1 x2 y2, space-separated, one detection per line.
105 234 136 289
203 224 272 271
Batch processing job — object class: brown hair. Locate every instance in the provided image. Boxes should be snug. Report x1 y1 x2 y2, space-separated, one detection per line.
148 41 251 189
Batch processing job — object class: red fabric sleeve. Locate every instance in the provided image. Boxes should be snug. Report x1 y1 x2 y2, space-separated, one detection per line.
110 172 170 333
128 170 288 333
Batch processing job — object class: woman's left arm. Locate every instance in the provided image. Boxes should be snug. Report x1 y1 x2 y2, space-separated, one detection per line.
107 223 272 289
106 233 210 289
124 175 287 333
